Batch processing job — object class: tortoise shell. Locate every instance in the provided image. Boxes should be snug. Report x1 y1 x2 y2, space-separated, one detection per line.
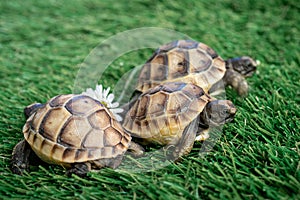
136 40 226 93
23 94 131 167
123 82 211 145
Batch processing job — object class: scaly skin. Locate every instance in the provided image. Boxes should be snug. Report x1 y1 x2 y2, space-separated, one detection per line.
224 56 258 96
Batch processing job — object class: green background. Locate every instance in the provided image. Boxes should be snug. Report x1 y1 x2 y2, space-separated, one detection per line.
0 0 299 199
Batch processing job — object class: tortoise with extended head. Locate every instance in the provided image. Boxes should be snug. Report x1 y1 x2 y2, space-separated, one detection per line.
11 94 143 176
123 82 236 159
137 40 258 96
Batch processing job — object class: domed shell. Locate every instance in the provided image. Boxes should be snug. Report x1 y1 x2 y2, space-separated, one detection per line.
23 94 131 166
123 82 211 145
136 40 226 93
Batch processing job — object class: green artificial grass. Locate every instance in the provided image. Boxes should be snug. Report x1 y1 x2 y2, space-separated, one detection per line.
0 0 299 199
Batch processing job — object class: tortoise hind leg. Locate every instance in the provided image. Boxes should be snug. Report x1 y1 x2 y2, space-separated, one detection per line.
11 139 32 175
66 163 91 177
93 154 124 170
66 155 125 177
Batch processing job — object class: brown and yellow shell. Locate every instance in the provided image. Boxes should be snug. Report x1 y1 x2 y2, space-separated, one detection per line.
123 82 211 145
23 94 131 166
137 40 226 93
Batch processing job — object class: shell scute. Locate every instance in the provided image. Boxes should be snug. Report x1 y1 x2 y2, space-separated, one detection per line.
167 92 190 114
147 92 168 116
104 127 123 146
83 129 104 148
189 49 212 73
167 50 189 79
134 94 149 119
51 144 65 162
62 148 76 162
88 109 112 130
75 149 88 161
49 94 74 107
39 107 71 142
58 116 91 148
30 105 50 133
159 40 179 52
177 40 198 49
65 95 102 116
198 42 218 59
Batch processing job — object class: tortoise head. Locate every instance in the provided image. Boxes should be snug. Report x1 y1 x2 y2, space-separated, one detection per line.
227 56 258 77
24 103 44 119
201 100 237 127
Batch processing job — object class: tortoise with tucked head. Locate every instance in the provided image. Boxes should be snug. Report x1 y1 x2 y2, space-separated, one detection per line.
136 40 258 96
11 94 143 176
123 82 236 159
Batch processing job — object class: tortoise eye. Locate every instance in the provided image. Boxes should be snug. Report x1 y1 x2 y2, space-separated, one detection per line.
220 109 228 117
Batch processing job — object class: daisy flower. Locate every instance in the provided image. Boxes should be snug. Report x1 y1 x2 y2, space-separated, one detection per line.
82 84 124 121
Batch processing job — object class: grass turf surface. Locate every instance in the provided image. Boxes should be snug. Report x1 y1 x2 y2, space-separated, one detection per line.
0 0 299 199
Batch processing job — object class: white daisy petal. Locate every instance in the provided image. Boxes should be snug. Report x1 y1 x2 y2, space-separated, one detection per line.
96 85 103 97
96 84 103 92
107 93 114 103
115 114 123 122
81 84 124 121
103 87 110 98
86 88 94 94
82 88 96 98
110 102 119 108
110 108 124 114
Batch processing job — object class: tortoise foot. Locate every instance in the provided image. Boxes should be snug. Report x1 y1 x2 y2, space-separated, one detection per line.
11 162 28 175
11 140 31 175
66 163 91 177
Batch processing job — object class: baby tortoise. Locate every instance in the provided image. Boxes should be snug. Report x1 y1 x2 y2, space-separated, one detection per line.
137 40 258 96
123 82 236 159
11 94 143 176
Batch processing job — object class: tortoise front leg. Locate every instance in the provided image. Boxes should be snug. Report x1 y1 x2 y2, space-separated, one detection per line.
195 128 210 142
223 68 249 96
224 56 258 96
165 117 198 161
11 139 32 175
127 141 145 157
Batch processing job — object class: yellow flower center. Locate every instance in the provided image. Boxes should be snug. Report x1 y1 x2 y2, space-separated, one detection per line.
100 101 108 107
